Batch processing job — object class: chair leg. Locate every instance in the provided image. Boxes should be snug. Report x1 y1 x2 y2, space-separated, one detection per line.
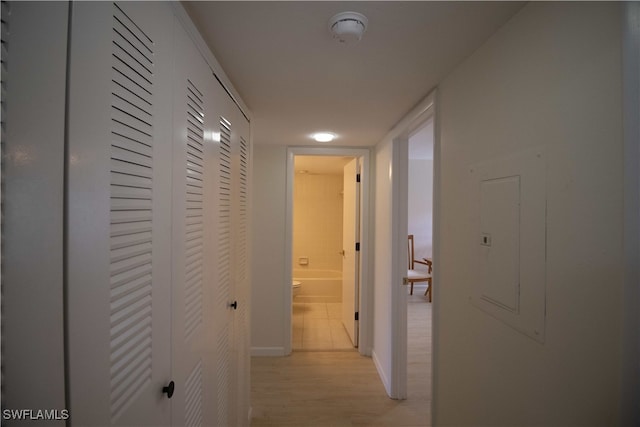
410 282 414 295
425 278 432 302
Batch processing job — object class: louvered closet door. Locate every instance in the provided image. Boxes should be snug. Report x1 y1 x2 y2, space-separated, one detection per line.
210 71 253 427
66 2 174 425
170 22 226 427
215 111 238 427
232 110 252 427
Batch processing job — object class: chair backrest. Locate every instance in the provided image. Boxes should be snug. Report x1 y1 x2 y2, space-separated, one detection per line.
408 234 415 270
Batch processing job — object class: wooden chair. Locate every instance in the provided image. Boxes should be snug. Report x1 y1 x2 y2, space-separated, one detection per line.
407 234 432 301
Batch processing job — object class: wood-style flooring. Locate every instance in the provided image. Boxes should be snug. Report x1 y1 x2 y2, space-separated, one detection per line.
250 286 432 426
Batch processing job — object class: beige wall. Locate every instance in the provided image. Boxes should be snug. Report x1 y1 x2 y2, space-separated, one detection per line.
293 173 343 272
372 138 394 393
251 145 288 354
435 2 623 425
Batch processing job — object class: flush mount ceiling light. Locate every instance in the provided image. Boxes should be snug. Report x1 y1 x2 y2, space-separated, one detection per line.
328 12 368 44
312 132 336 143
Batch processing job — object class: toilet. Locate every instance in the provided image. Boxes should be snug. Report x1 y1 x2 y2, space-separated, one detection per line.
292 280 302 299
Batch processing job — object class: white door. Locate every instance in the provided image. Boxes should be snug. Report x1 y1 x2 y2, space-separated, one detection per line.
214 101 252 427
342 158 360 346
67 2 174 424
65 2 252 425
170 21 252 426
232 110 252 427
214 113 238 426
170 21 225 427
392 136 410 400
171 19 253 427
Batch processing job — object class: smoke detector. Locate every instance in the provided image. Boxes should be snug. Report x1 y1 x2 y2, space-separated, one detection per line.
328 12 368 44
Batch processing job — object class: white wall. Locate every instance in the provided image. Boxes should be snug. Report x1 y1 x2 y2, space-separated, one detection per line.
293 173 343 272
408 159 433 262
3 2 68 417
251 146 375 355
251 145 288 355
434 3 624 425
372 139 394 393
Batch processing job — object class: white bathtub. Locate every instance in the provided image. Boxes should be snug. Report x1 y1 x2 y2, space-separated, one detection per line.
292 269 342 303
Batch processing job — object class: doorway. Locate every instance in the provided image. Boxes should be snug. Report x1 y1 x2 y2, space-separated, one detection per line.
384 90 436 401
406 117 435 406
284 147 372 356
291 155 355 351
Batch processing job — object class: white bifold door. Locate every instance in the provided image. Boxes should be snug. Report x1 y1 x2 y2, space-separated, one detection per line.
67 2 251 425
67 3 174 424
171 20 252 427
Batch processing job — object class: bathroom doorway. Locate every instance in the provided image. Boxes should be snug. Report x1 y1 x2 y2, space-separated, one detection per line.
284 147 372 356
291 155 356 351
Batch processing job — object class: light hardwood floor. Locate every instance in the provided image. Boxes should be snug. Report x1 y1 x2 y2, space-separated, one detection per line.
250 286 432 426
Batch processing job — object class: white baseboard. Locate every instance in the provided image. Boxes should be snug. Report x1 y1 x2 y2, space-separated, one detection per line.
251 346 286 357
372 349 392 397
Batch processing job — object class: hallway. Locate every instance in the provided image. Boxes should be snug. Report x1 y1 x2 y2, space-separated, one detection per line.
250 291 432 426
3 3 636 425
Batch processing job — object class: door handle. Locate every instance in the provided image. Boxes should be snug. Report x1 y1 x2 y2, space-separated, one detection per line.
162 381 175 399
339 250 345 256
402 277 409 286
229 301 238 310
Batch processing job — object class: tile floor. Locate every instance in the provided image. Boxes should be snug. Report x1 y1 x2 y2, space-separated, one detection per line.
292 302 355 351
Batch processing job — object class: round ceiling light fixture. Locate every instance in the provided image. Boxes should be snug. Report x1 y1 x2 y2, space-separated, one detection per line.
312 132 336 143
328 12 368 44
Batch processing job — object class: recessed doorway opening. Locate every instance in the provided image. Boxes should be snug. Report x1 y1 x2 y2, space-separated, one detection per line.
284 147 372 356
292 155 356 351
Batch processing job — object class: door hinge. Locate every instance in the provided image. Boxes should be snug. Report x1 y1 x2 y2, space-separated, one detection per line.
355 312 359 321
356 173 361 183
355 242 360 251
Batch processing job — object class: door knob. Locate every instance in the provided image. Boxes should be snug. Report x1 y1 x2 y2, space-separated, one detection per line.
162 381 175 398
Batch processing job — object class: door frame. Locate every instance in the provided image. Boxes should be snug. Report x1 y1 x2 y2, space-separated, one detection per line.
388 89 438 400
284 146 372 356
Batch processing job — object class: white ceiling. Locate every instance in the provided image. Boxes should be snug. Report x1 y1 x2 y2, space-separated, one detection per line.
183 1 524 147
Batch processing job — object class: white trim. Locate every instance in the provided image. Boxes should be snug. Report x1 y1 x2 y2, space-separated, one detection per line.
622 2 640 424
285 146 373 356
372 350 391 396
284 149 295 356
251 347 287 357
384 93 435 143
431 89 442 426
171 2 252 121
